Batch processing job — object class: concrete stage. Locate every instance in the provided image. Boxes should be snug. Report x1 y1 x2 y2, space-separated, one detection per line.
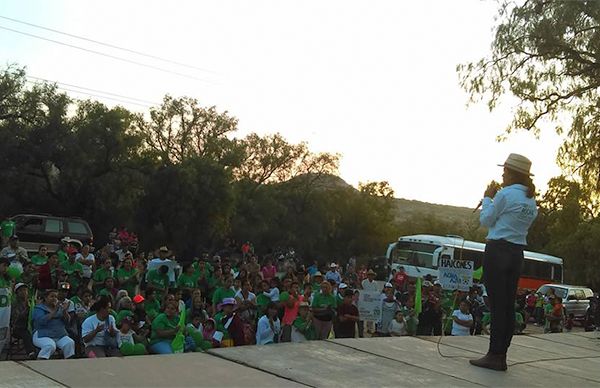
1 331 599 387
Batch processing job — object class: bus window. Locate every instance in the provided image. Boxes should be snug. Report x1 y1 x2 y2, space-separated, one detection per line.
522 259 553 279
392 242 438 269
551 264 563 283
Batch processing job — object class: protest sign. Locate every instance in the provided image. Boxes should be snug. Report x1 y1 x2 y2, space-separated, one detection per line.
438 258 474 291
357 290 382 321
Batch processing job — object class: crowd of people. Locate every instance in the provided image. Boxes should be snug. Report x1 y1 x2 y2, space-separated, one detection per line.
0 230 568 361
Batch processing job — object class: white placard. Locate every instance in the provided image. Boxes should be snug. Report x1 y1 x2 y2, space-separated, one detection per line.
438 258 474 292
357 290 382 322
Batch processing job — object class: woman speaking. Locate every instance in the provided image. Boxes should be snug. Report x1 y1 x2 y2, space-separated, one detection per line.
470 153 538 371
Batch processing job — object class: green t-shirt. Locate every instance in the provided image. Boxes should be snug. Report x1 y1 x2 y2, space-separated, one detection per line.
544 303 554 330
93 267 113 284
256 293 271 309
147 269 169 292
212 287 235 305
145 299 161 322
116 267 138 295
1 220 15 238
213 311 231 340
177 273 198 290
57 250 69 266
116 309 134 325
311 292 337 308
61 261 84 288
30 254 48 266
293 316 315 340
150 313 180 344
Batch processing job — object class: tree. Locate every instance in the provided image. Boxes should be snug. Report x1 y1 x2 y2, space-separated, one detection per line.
135 95 243 167
458 0 600 201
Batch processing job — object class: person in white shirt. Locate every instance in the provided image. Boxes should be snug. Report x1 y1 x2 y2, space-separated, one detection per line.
76 245 95 280
81 296 120 357
452 301 473 336
388 310 408 336
256 302 281 345
360 269 379 334
147 246 179 284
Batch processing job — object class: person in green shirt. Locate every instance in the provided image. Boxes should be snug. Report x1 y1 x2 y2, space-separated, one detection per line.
60 252 84 292
144 290 162 322
149 301 181 354
212 275 235 311
93 259 114 290
116 296 135 326
116 258 139 297
30 245 49 266
177 264 199 300
311 281 337 340
256 280 272 316
0 257 12 290
56 242 69 266
147 265 170 299
292 302 315 341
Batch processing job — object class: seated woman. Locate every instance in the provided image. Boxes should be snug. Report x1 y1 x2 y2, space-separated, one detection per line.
81 295 121 357
32 289 76 360
149 301 181 354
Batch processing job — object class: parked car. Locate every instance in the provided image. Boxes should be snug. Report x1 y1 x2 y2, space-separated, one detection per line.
537 284 594 320
8 214 93 253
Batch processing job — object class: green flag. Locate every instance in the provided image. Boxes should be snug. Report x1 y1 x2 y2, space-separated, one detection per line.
414 277 422 315
27 290 36 333
473 266 483 281
171 308 186 353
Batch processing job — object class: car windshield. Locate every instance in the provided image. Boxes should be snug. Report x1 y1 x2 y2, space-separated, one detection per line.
538 285 567 299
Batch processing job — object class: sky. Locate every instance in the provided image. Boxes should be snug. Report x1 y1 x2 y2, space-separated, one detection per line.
0 0 565 208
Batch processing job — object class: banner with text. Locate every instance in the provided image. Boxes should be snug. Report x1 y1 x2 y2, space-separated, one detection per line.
357 290 382 322
438 258 474 291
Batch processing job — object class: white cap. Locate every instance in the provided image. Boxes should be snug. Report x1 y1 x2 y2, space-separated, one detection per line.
339 283 348 289
384 282 394 288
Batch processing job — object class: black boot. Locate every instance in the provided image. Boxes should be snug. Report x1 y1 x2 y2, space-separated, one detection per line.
469 353 507 371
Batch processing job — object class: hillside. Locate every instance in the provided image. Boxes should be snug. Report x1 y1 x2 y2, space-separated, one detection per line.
295 173 479 225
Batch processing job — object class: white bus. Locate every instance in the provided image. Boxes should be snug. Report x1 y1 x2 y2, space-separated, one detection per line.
386 234 563 290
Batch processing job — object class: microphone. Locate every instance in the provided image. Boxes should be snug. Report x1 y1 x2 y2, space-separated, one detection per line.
473 181 501 213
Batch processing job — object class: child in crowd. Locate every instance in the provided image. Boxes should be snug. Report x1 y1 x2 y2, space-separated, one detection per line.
388 310 407 336
117 317 147 356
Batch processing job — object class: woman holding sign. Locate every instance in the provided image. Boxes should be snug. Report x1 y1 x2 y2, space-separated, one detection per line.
469 154 537 371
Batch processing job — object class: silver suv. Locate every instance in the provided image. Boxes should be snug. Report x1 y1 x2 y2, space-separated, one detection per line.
537 284 594 319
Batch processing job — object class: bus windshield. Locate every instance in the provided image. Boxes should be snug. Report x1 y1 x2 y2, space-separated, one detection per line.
391 242 439 269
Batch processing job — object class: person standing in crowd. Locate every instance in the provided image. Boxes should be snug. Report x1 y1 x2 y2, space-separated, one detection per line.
0 235 29 266
292 302 315 342
214 298 246 347
116 257 139 297
148 246 178 285
30 245 49 266
279 281 303 342
470 154 538 372
76 245 95 287
379 283 401 336
336 289 359 338
388 311 408 336
360 269 379 335
261 258 277 283
311 281 337 340
325 263 341 285
31 289 76 360
256 302 281 345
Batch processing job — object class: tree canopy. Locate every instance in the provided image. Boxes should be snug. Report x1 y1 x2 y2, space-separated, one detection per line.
459 0 600 208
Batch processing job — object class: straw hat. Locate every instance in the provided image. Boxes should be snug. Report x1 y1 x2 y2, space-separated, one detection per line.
498 153 534 176
367 269 377 276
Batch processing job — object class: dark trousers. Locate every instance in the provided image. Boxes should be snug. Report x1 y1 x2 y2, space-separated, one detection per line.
483 239 524 355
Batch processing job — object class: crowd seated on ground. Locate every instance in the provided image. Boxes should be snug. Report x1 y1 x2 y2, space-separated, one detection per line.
0 232 568 360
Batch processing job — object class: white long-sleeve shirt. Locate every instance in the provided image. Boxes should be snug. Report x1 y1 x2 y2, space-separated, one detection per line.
480 184 537 245
256 315 281 345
